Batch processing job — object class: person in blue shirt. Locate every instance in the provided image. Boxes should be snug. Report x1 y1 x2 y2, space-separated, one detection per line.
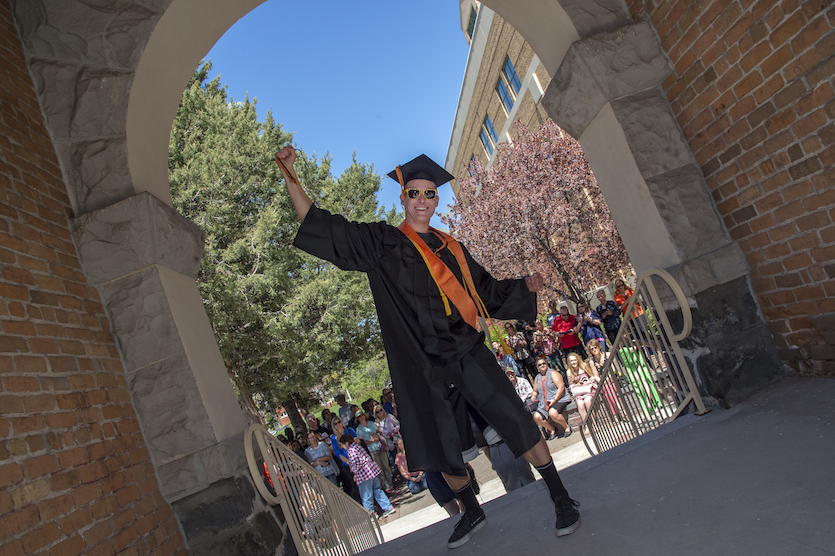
595 289 622 345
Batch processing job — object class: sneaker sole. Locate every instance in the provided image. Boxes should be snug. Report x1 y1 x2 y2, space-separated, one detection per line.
447 517 487 549
555 515 580 537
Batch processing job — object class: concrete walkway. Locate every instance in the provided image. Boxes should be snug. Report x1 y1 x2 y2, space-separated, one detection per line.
365 377 835 556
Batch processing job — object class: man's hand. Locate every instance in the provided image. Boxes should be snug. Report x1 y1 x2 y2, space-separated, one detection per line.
275 145 297 170
525 272 544 292
274 145 312 220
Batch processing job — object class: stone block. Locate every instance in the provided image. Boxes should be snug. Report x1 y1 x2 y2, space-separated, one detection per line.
62 138 134 215
557 0 632 38
544 20 671 138
128 353 216 465
97 266 180 371
12 0 162 70
200 435 249 485
189 511 285 556
27 60 77 140
157 451 208 502
679 276 785 406
612 89 693 180
543 49 607 138
706 243 749 285
71 67 131 138
679 256 719 295
73 192 205 284
644 164 730 261
173 476 257 546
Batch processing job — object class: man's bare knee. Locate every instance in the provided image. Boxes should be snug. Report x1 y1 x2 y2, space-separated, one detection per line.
442 472 470 491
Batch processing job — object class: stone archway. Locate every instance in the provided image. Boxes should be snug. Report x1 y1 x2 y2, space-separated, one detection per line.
9 0 786 551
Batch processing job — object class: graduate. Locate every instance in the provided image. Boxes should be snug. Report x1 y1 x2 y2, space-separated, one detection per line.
275 147 580 547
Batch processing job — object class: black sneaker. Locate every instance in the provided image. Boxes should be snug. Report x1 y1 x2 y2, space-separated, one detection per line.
447 511 487 549
554 497 580 536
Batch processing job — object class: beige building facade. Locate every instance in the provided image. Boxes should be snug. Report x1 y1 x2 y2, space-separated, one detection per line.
446 1 554 188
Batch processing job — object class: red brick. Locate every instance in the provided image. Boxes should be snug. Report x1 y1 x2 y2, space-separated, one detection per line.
49 469 81 491
804 188 835 211
3 376 39 392
70 483 101 507
21 521 61 553
22 394 55 412
48 535 85 556
784 252 814 269
811 245 835 262
797 210 831 231
83 521 113 548
37 493 73 521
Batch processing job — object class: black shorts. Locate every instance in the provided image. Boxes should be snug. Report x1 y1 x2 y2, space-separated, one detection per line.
537 399 569 419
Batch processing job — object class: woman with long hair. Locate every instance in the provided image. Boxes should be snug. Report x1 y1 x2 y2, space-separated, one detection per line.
565 353 599 421
586 339 623 420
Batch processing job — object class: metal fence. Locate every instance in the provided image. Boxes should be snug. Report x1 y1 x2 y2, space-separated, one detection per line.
244 424 384 556
579 268 708 456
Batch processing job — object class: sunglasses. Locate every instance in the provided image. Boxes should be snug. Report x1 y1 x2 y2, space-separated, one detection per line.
405 188 437 200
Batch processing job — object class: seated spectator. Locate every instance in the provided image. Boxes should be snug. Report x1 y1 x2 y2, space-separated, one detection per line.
595 289 622 346
586 339 623 420
483 439 536 494
531 356 572 440
291 439 305 459
338 434 396 517
552 305 586 361
492 340 519 376
576 300 606 346
394 438 428 495
504 322 536 380
566 353 599 421
355 412 393 491
506 367 533 405
304 431 338 484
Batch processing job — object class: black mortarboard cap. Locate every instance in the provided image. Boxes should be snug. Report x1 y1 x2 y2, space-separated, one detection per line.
387 154 454 188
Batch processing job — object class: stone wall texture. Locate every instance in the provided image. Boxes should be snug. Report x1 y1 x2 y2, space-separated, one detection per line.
0 2 187 554
625 0 835 375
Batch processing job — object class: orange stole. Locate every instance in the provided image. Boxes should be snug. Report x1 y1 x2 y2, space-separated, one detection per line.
398 222 489 331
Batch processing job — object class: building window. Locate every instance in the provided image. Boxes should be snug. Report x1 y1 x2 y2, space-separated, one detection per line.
479 115 498 156
483 115 498 145
496 78 513 112
480 129 493 155
466 6 477 39
502 57 522 95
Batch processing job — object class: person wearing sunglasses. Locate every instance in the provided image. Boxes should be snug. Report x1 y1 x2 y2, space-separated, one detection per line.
276 147 580 547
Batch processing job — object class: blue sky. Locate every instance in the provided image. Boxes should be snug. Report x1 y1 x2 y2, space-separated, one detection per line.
205 1 471 227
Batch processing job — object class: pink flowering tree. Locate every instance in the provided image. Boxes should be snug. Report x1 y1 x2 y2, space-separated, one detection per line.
442 120 632 312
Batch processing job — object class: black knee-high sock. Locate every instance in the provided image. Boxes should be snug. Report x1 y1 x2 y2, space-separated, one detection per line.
535 461 569 502
453 482 484 516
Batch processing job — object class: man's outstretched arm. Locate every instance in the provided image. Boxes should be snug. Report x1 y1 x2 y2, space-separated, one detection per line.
275 145 312 221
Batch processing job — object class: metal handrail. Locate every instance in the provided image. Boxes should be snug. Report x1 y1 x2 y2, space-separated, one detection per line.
579 268 708 456
244 424 384 556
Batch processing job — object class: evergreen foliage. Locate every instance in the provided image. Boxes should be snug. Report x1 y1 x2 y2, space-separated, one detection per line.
169 62 395 425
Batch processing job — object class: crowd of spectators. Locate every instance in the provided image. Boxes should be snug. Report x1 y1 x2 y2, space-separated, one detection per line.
274 280 638 516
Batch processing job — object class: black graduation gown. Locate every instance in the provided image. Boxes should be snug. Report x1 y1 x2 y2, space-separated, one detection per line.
294 205 541 475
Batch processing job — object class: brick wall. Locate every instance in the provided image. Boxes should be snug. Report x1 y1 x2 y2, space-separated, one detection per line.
626 0 835 375
0 2 188 554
